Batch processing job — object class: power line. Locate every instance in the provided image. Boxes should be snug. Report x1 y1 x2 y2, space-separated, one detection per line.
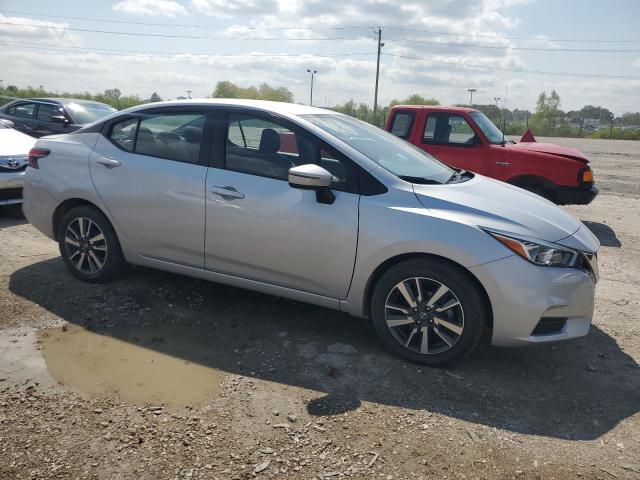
383 52 640 79
3 40 636 80
386 37 640 53
0 21 370 40
0 10 374 30
385 26 640 44
0 41 377 60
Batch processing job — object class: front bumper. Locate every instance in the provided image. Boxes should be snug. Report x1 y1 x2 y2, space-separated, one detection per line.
0 169 26 205
470 254 596 347
555 183 599 205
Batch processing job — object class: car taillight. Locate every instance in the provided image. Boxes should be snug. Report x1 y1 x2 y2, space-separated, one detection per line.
28 148 50 169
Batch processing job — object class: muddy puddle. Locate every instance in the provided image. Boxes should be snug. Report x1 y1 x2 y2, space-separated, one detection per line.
38 324 227 410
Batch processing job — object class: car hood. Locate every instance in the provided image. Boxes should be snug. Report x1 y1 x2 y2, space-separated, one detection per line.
0 129 37 156
507 141 589 163
412 174 586 246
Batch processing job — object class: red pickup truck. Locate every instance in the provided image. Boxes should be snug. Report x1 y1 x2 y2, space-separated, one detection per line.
385 106 598 205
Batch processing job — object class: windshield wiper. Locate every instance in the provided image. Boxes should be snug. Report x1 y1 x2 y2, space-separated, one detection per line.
445 169 467 184
398 175 442 185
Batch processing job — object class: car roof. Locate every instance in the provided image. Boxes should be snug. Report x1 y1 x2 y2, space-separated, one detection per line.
392 105 480 113
124 99 334 116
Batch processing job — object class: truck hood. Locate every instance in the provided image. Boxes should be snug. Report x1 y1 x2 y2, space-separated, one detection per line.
507 141 589 163
412 174 586 246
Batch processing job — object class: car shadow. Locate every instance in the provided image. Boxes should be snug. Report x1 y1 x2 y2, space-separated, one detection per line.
9 258 640 441
0 215 27 229
582 220 622 247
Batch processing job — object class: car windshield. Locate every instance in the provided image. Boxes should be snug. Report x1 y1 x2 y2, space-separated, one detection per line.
469 111 504 144
65 102 117 124
300 113 454 184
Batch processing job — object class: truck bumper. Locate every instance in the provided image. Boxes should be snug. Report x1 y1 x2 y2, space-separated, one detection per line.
0 170 26 205
555 184 599 205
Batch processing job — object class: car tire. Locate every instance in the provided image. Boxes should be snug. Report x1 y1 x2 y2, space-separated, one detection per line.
370 257 487 366
3 204 25 219
57 205 127 283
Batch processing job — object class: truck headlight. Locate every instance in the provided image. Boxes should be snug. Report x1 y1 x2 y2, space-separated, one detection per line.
484 230 578 267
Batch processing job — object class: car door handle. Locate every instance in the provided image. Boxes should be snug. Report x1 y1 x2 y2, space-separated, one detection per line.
97 157 121 168
211 186 244 200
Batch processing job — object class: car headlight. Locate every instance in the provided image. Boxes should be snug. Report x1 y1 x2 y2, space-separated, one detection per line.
484 229 578 267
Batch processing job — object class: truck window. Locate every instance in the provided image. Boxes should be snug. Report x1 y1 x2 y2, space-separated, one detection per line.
423 113 477 146
389 112 413 139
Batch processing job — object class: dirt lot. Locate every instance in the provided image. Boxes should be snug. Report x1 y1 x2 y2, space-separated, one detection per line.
1 137 639 480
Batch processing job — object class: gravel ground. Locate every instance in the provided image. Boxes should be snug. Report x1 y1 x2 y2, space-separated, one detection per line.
1 138 639 480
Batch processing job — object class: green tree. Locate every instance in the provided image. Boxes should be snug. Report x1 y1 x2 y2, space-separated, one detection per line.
389 94 439 107
211 81 293 103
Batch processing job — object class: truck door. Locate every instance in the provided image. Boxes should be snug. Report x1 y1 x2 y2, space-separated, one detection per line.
417 112 487 174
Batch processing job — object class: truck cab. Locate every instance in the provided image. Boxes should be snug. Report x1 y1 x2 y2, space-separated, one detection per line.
385 105 598 205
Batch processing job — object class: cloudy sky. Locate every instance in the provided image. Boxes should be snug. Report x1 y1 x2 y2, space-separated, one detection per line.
1 0 639 112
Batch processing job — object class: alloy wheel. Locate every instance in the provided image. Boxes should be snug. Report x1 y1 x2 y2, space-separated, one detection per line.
64 217 108 274
384 277 464 355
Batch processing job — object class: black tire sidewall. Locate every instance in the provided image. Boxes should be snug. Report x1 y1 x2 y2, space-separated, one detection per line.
57 205 125 283
371 258 486 366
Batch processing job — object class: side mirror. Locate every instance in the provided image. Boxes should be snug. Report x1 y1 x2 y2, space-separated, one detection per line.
50 115 69 125
288 164 335 204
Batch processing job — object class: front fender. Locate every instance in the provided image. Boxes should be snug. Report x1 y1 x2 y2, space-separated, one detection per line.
341 188 511 317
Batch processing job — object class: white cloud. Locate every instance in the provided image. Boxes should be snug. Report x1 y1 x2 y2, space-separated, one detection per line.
113 0 188 17
633 57 640 67
0 14 82 45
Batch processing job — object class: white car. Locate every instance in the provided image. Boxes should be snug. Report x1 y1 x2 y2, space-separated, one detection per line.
0 119 36 218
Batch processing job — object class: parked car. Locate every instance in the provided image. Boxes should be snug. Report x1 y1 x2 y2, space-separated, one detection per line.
0 98 116 138
23 100 599 365
385 105 598 205
0 119 36 218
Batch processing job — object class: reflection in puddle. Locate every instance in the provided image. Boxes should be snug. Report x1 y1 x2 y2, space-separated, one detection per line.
39 324 226 410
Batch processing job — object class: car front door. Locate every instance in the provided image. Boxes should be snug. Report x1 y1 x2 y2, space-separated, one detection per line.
204 110 359 299
34 102 69 136
89 108 210 267
419 113 487 173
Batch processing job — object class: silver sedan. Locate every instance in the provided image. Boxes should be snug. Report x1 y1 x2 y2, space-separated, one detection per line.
23 99 599 365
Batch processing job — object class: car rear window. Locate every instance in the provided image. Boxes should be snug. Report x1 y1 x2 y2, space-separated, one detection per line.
389 112 413 139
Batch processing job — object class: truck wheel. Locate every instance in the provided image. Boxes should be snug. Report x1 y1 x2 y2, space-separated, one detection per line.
521 184 554 202
370 257 487 366
57 205 127 283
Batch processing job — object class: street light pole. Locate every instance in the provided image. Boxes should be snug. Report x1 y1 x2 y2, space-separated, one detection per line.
306 69 317 106
468 88 477 107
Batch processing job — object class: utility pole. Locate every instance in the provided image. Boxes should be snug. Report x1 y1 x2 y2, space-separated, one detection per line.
468 88 477 107
373 27 384 126
186 90 192 99
494 97 501 106
306 69 317 106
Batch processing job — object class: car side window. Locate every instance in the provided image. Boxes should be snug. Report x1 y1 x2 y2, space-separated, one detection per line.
135 112 205 164
390 112 413 139
423 113 476 146
109 117 139 152
225 113 307 181
13 103 36 119
37 103 64 122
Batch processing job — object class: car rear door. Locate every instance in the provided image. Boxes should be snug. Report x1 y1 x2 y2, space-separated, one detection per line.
10 102 40 137
203 109 359 299
89 107 210 268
